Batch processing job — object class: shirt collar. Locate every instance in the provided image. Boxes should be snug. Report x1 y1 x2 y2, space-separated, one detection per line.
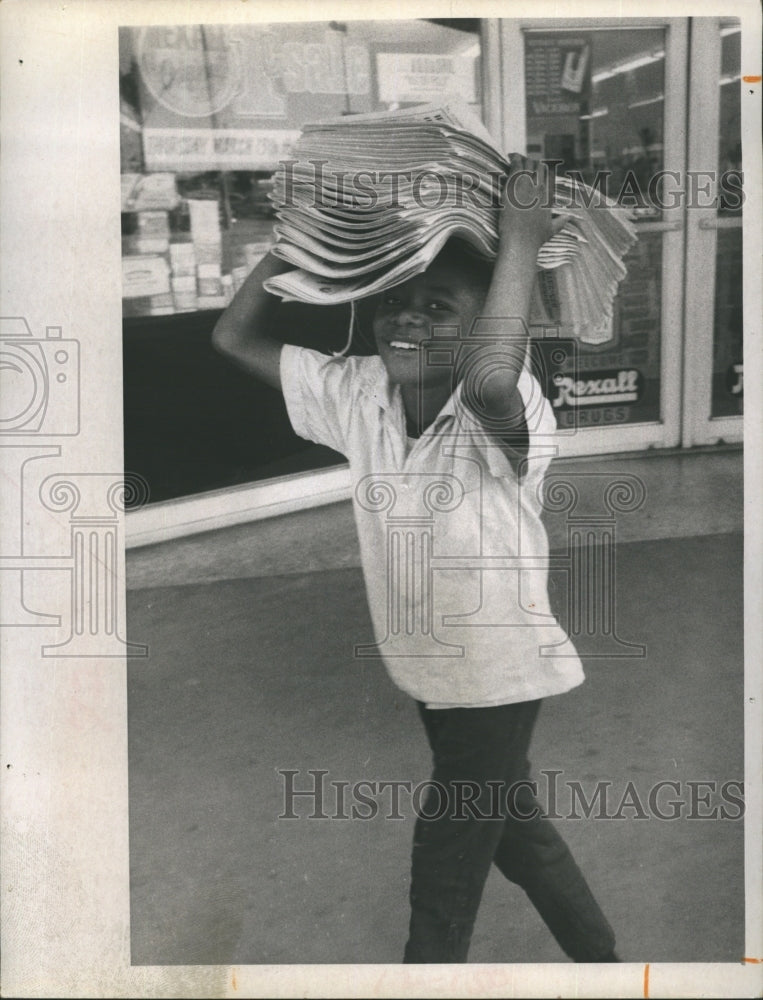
357 360 517 479
356 356 397 411
357 358 531 481
357 356 462 425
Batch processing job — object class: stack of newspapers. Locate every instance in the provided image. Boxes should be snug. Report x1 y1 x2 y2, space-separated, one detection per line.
263 102 637 343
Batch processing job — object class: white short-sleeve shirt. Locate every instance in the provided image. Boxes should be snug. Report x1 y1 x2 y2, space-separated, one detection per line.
280 344 584 708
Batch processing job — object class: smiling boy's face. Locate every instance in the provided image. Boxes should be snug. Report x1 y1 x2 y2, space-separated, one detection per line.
372 247 491 388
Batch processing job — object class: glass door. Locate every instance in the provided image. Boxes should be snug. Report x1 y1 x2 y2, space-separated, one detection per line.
495 18 689 457
682 18 743 446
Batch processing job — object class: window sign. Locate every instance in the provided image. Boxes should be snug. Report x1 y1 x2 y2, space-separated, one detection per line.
131 23 374 170
136 24 371 119
376 52 478 104
525 35 592 118
142 129 301 172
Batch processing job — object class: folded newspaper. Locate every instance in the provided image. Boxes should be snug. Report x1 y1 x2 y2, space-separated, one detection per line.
263 102 638 344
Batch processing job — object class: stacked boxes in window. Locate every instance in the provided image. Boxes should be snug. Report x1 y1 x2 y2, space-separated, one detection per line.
169 242 197 312
121 174 182 317
122 254 172 316
188 199 227 310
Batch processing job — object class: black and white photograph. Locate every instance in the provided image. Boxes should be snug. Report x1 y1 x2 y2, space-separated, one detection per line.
1 2 762 997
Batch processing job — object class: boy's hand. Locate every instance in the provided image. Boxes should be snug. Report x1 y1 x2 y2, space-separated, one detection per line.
499 155 560 258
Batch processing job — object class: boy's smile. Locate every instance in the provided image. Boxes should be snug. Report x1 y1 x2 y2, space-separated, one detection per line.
373 254 489 390
370 247 493 435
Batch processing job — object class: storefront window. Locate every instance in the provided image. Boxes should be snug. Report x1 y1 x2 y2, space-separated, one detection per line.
120 20 483 507
119 21 482 318
524 27 666 427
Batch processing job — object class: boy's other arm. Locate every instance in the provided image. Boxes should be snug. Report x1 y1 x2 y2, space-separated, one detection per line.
211 251 293 391
458 159 556 422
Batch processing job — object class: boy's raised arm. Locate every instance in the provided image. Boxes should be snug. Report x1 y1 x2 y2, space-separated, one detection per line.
211 252 293 390
458 159 555 422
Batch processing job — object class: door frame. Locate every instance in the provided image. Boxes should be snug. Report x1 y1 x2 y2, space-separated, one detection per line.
681 17 745 447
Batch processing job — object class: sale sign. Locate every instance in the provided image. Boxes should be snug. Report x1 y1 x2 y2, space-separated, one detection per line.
127 24 374 170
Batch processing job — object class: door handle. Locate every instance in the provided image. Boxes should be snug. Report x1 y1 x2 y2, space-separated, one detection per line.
633 220 683 232
698 216 743 230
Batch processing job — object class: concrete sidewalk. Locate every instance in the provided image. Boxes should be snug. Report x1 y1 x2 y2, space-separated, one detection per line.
126 448 743 590
126 527 744 965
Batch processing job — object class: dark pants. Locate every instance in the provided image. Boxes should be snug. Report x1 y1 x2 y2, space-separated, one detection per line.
403 699 616 963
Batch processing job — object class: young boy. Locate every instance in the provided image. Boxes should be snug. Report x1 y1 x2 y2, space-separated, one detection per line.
212 161 618 963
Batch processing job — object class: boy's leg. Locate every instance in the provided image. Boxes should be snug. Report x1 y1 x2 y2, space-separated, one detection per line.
404 699 542 963
403 699 617 964
491 778 617 961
